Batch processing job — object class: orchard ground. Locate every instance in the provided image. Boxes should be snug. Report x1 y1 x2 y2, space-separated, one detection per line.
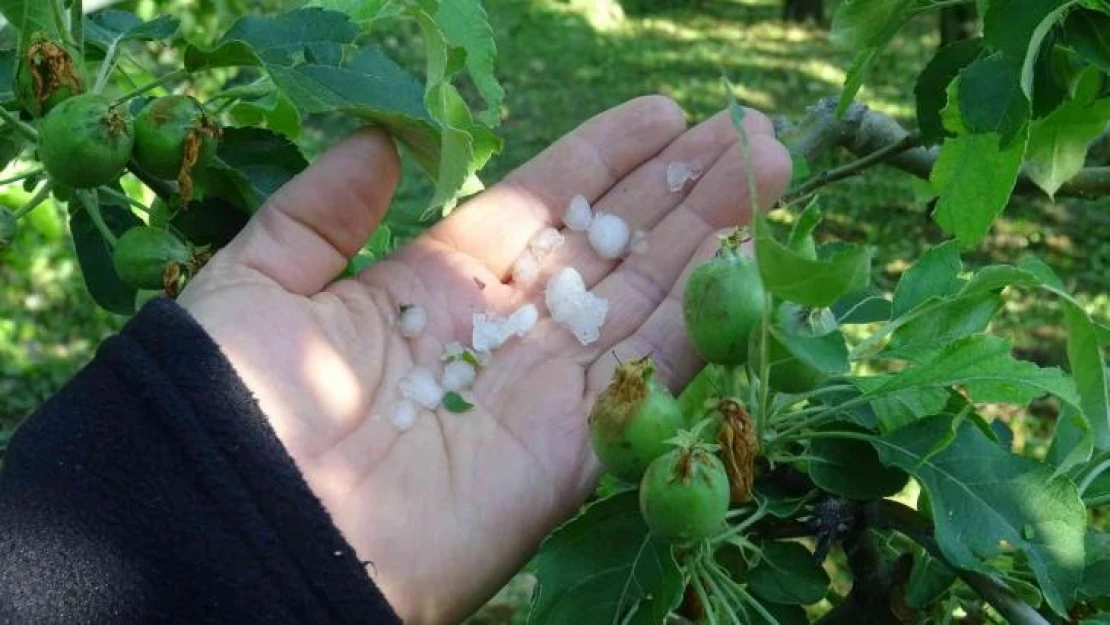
0 0 1106 620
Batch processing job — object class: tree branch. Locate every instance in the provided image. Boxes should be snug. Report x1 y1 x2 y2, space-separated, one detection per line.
779 96 1110 201
867 500 1051 625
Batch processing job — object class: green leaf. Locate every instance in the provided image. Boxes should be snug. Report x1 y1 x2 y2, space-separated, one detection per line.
1047 407 1094 477
853 377 949 432
881 292 1005 363
436 0 504 126
1025 94 1110 198
229 92 302 139
808 427 909 499
930 130 1028 246
0 0 62 46
770 326 850 375
753 214 871 307
1081 531 1110 599
530 491 684 625
748 600 809 625
830 0 927 114
891 239 964 318
787 200 821 255
746 541 830 605
871 415 1086 615
864 335 1080 412
916 39 983 146
957 53 1031 146
0 123 27 171
83 11 180 50
1064 301 1110 449
441 391 474 413
407 5 502 214
306 0 394 23
183 9 462 209
905 546 957 609
1063 9 1110 73
169 196 248 249
201 127 307 213
832 288 891 324
982 0 1078 97
69 198 141 315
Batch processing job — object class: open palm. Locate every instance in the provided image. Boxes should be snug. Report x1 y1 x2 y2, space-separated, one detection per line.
177 96 791 624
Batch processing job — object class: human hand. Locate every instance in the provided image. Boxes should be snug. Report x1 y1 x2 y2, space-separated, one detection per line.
177 95 791 624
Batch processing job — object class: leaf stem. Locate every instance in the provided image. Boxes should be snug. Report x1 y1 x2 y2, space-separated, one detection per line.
93 39 121 94
98 187 149 213
204 78 273 105
51 0 75 46
697 561 750 625
1077 458 1110 496
732 583 781 625
712 503 768 544
77 190 118 246
0 168 43 188
0 107 40 142
1084 493 1110 507
914 0 975 13
690 566 719 625
71 0 84 57
781 132 922 206
111 68 189 107
756 297 772 445
12 182 54 219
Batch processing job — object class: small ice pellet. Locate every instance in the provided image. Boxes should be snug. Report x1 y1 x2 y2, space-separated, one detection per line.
398 305 427 338
472 304 538 353
629 230 649 255
564 194 594 231
390 400 419 431
399 366 444 409
472 313 505 353
557 291 609 345
506 304 539 336
544 268 608 345
588 212 632 260
442 341 466 361
528 227 565 259
442 360 477 392
666 161 700 192
546 267 587 316
512 251 541 286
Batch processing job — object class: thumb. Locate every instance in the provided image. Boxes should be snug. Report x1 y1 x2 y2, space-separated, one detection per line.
221 127 400 295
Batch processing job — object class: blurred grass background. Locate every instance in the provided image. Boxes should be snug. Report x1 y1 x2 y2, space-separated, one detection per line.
0 0 1106 617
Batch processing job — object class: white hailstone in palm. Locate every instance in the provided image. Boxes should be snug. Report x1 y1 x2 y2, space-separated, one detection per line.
666 161 701 192
629 230 649 255
564 194 594 231
544 267 608 345
442 341 466 361
587 212 632 259
441 360 477 392
390 400 419 431
528 227 565 259
397 305 427 338
545 267 587 318
471 304 539 352
512 250 541 286
399 366 444 410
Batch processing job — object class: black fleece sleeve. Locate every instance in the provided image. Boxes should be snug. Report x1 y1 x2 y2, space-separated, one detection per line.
0 298 401 625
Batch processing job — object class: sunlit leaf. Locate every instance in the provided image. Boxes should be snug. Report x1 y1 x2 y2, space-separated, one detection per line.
931 130 1028 246
871 415 1086 615
531 491 684 625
